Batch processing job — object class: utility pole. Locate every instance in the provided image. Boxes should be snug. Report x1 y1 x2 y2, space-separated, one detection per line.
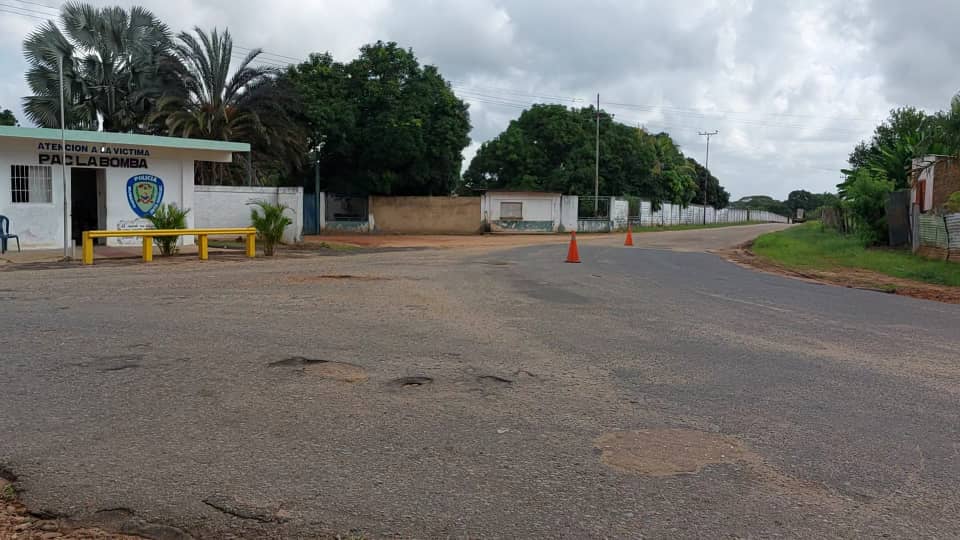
58 55 70 259
594 93 600 214
698 130 718 224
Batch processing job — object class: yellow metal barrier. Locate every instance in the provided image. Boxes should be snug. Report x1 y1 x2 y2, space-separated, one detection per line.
81 228 257 265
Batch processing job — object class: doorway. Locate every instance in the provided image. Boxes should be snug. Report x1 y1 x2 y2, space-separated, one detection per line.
71 168 107 245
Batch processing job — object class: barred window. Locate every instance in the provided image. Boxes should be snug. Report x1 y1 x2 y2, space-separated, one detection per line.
10 165 53 204
500 201 523 220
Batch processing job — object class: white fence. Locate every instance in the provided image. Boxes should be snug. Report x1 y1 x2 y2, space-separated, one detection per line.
631 199 787 227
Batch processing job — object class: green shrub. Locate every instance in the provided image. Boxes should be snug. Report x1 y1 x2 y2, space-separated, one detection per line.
945 191 960 214
249 200 293 256
145 204 190 256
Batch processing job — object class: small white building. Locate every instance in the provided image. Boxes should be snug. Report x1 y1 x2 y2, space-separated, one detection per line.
481 191 573 233
0 126 249 249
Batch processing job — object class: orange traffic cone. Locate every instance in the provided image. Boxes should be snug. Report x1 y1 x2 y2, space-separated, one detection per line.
624 225 634 247
566 232 581 263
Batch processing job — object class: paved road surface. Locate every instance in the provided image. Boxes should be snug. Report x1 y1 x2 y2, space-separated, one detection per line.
2 224 959 538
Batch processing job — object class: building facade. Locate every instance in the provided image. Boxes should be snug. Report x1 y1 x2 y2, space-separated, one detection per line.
0 126 249 249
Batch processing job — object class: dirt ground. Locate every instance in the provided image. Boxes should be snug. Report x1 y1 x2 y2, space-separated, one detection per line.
301 232 577 250
720 244 960 304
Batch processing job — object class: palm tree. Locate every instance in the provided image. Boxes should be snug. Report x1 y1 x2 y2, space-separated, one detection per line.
22 2 178 131
153 27 305 185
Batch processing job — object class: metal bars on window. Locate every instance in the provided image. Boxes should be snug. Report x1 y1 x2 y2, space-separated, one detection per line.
10 165 53 204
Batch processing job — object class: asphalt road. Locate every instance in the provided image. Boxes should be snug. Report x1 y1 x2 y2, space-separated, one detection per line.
2 224 960 539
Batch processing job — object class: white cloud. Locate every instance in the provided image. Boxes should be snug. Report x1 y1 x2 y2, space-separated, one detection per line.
1 0 954 199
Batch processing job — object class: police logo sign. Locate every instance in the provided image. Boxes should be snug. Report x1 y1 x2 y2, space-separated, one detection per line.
126 174 164 217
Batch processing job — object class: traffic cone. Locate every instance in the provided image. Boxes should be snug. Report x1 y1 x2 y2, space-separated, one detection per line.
565 232 581 263
624 225 634 247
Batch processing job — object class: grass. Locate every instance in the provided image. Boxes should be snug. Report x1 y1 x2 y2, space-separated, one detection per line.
753 222 960 287
632 221 766 233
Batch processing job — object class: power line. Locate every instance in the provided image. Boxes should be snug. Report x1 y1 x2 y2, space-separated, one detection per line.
0 5 47 19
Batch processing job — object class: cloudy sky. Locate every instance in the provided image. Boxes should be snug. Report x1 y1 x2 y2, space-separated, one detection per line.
1 0 957 199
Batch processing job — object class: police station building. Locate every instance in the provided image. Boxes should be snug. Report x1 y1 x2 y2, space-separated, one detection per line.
0 126 249 249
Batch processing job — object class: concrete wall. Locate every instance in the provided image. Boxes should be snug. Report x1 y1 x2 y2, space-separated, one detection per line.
611 198 629 231
194 185 303 244
371 196 481 234
483 192 562 233
560 195 578 232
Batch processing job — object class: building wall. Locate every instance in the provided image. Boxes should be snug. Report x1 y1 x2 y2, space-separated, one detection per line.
105 154 194 247
483 192 561 233
370 196 481 234
933 158 960 209
0 138 65 248
0 139 210 248
194 185 303 244
912 161 936 212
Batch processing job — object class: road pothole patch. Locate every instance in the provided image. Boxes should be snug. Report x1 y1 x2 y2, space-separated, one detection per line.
594 428 755 476
304 361 368 383
389 376 433 389
269 357 368 383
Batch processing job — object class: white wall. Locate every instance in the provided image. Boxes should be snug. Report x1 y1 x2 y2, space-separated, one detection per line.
483 192 562 232
0 138 64 249
103 152 193 246
560 195 578 232
194 185 303 244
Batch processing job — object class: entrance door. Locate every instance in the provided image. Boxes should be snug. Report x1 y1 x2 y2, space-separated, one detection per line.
71 168 105 245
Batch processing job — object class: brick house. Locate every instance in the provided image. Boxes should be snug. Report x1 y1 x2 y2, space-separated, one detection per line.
911 155 960 213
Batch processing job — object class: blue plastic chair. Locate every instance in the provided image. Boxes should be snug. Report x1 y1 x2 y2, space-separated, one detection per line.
0 215 20 254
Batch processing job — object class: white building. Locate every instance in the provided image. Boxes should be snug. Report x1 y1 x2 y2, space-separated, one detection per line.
0 126 249 249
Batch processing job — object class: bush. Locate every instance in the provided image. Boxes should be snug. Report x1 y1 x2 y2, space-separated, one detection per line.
945 191 960 214
841 168 894 244
145 204 190 256
249 200 293 256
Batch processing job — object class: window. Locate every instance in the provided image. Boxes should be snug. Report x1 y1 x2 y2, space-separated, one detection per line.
10 165 53 204
917 180 927 211
500 201 523 220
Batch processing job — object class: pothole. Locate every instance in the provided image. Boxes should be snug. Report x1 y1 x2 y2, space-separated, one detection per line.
477 375 513 385
202 495 285 523
268 357 367 383
287 274 389 283
594 428 756 477
268 356 327 368
390 376 433 388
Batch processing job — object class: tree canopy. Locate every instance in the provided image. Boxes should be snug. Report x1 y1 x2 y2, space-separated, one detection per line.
0 108 16 126
22 2 179 131
152 27 306 184
287 42 471 195
462 104 723 207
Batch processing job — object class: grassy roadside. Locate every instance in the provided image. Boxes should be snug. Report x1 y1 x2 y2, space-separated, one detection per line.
752 222 960 287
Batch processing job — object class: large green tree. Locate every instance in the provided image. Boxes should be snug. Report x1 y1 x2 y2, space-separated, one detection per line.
22 2 179 131
152 27 306 184
463 104 711 207
287 42 471 195
0 109 16 126
688 158 730 208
